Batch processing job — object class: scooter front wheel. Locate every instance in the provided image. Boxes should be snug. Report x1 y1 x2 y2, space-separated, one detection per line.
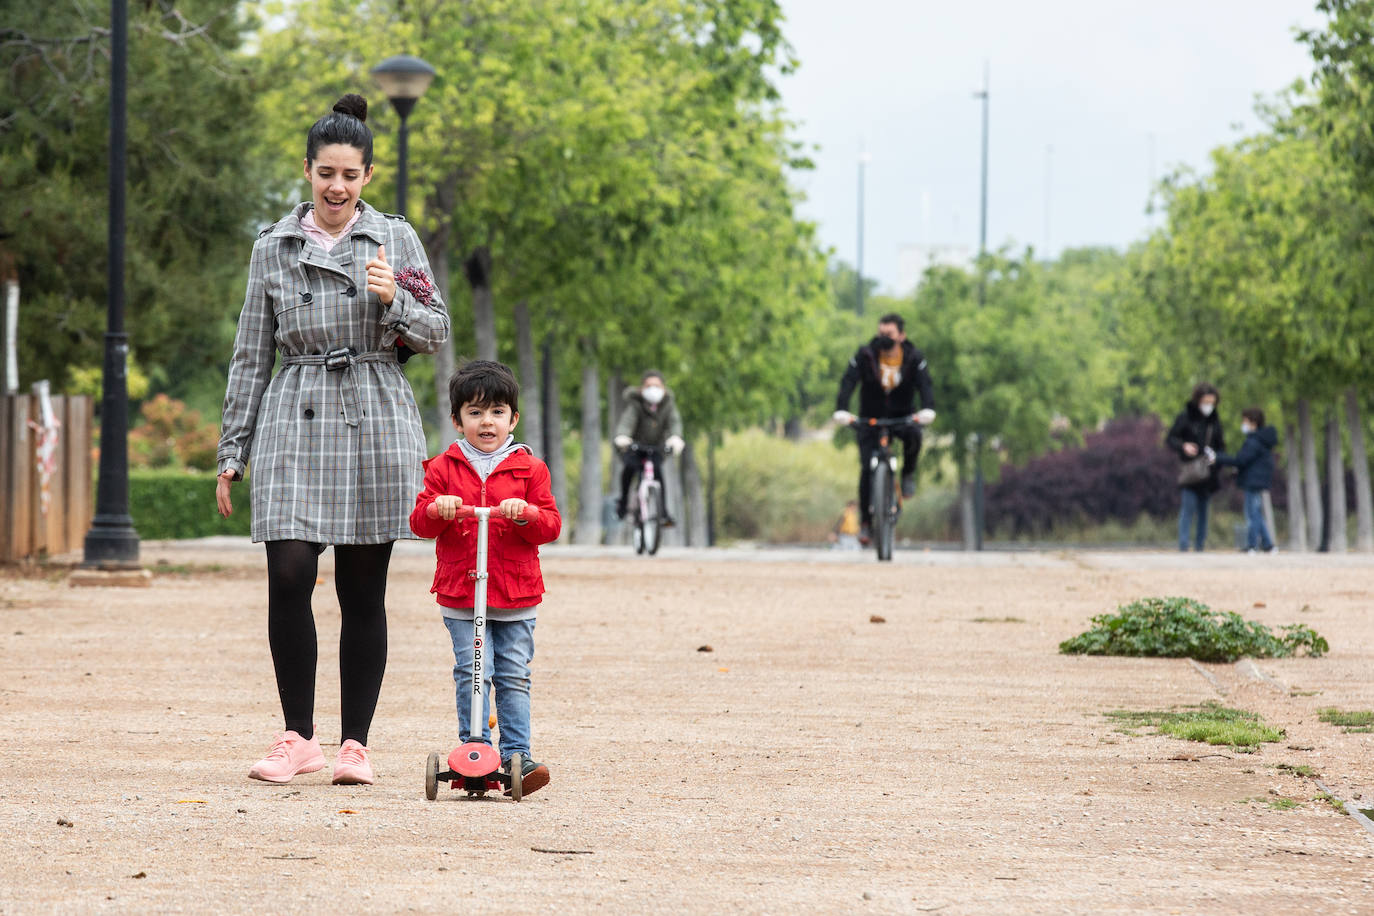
425 751 440 801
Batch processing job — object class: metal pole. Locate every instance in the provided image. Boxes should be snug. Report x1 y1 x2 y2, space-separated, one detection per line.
84 0 140 568
396 113 409 217
973 63 989 552
856 151 866 315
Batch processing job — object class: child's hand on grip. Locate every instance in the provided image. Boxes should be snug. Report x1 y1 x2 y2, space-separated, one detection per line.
499 497 531 521
428 494 463 520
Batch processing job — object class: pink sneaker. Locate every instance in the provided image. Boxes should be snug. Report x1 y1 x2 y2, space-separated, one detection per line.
332 739 375 785
248 730 325 784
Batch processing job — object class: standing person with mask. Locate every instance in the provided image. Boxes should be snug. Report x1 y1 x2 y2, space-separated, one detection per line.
216 94 450 785
1213 407 1278 554
613 370 685 526
833 314 935 544
1166 382 1225 552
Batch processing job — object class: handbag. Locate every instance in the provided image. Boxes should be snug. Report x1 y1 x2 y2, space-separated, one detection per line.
1177 455 1211 487
1177 423 1213 487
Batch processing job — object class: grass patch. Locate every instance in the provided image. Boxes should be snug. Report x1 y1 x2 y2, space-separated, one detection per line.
1105 703 1284 752
1317 708 1374 733
1275 763 1317 778
152 561 227 576
1059 596 1328 662
1314 792 1347 814
1267 797 1300 810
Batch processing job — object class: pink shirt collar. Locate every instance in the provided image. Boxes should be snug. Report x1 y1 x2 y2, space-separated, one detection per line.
300 205 362 253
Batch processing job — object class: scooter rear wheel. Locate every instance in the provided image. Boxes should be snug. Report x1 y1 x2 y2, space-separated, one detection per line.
424 751 440 801
509 752 523 802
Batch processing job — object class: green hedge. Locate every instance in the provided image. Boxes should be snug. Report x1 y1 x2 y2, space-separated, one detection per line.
130 469 251 540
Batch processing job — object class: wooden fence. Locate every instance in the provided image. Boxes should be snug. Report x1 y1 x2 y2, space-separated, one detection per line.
1 390 94 562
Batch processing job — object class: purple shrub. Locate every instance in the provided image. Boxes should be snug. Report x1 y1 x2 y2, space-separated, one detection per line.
981 416 1292 536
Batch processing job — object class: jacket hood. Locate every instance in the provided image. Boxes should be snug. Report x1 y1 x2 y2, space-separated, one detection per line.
1254 426 1278 447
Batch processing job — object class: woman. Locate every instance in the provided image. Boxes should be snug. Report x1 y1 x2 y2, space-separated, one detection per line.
1166 382 1225 552
216 94 449 785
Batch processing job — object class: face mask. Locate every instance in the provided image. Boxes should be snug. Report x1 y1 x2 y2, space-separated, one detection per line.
874 335 897 351
642 385 665 405
1241 422 1253 435
1199 403 1214 417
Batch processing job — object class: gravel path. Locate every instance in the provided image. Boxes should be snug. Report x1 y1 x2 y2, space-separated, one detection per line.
3 543 1372 914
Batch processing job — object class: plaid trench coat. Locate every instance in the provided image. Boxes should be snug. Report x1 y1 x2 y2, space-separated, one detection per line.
217 201 450 544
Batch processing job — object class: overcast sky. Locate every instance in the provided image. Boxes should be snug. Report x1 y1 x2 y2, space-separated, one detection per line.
777 0 1326 293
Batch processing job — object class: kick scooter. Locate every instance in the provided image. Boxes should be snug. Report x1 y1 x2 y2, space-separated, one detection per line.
424 504 531 802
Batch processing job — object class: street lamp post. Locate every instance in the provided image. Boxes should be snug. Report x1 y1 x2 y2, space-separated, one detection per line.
370 54 437 216
83 0 140 569
857 148 871 315
972 63 990 552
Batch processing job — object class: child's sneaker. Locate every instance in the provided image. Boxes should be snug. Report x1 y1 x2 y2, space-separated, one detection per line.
504 756 549 797
248 730 325 784
331 739 375 785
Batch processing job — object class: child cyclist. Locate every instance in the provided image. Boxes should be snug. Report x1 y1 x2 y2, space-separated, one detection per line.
409 360 561 795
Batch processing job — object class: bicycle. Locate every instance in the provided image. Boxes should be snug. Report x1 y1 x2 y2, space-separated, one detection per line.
625 444 665 556
849 417 922 562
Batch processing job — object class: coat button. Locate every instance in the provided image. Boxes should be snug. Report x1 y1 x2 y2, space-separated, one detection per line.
300 291 313 303
345 286 357 297
303 408 314 419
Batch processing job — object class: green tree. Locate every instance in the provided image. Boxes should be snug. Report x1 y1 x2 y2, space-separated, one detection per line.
1 0 268 402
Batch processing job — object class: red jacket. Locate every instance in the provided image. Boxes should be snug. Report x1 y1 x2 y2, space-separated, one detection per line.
409 442 562 609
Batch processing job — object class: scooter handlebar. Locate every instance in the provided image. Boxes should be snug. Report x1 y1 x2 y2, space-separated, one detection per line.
452 504 540 522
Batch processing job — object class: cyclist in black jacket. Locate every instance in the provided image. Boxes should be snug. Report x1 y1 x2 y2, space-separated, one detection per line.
833 313 935 543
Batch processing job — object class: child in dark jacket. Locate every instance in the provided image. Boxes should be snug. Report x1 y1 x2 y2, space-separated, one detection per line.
1214 407 1278 553
410 360 562 795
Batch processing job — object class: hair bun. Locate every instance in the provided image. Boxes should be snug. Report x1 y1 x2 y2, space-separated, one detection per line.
333 93 368 122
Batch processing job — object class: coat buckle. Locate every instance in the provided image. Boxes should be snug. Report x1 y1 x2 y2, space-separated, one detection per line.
324 346 355 371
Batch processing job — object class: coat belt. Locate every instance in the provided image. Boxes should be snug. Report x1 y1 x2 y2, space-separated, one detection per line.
280 348 396 428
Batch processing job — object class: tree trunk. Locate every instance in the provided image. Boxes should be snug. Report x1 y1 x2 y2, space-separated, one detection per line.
683 440 708 547
958 458 976 550
1299 398 1322 551
1326 406 1348 553
513 302 542 458
574 340 602 546
427 234 457 444
706 432 719 546
1344 387 1373 551
783 416 804 441
1261 490 1277 550
607 372 624 440
662 452 686 547
1284 416 1306 551
542 337 567 542
464 245 497 361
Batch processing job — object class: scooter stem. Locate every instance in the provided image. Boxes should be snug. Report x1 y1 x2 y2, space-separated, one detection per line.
470 507 491 741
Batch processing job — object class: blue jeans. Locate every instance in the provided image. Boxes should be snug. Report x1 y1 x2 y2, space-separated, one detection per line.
443 617 536 762
1178 488 1210 551
1243 489 1274 550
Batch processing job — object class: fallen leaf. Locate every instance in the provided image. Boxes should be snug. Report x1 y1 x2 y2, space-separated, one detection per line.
337 809 356 815
870 615 886 624
56 817 73 828
1253 601 1267 608
176 800 206 805
697 645 713 652
717 667 729 673
131 872 147 880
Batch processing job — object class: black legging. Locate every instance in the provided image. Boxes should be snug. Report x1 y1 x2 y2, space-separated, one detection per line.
264 540 393 745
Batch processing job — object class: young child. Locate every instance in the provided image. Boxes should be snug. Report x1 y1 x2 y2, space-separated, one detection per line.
409 360 562 795
1213 406 1278 553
